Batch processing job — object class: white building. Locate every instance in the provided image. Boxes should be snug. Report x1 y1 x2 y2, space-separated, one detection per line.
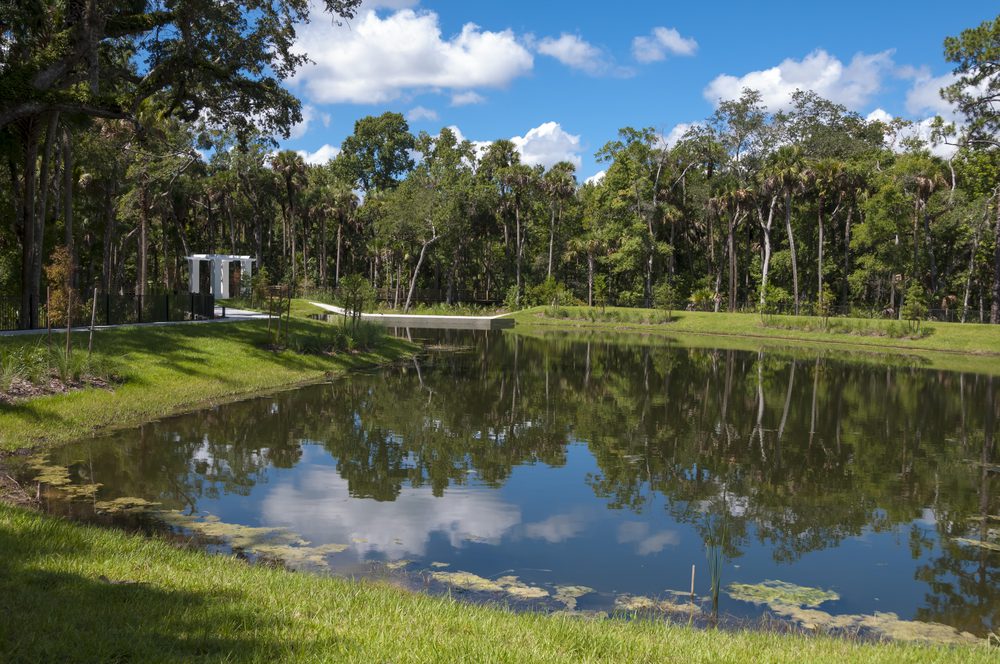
186 254 254 300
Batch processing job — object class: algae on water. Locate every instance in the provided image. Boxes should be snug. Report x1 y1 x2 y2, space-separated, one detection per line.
727 580 839 608
431 571 549 599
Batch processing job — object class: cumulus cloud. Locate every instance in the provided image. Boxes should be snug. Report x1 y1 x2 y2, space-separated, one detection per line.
292 7 533 104
865 109 956 158
617 522 679 556
512 121 582 169
523 513 587 543
584 170 606 185
445 125 492 160
660 122 699 149
904 70 959 119
632 27 698 63
704 49 894 111
296 143 341 165
289 104 330 140
538 33 616 76
451 91 486 106
406 105 439 122
263 466 521 560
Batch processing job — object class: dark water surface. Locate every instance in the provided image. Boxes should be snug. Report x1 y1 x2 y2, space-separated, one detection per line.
22 330 999 640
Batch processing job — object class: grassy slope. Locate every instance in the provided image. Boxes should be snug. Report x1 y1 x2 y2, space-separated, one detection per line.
0 505 990 664
511 307 1000 375
0 316 412 453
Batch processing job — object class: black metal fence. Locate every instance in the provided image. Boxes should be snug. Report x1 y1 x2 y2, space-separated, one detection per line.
0 292 215 332
708 301 989 323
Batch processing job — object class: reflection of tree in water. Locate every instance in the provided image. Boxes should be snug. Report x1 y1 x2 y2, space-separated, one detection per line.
51 330 997 632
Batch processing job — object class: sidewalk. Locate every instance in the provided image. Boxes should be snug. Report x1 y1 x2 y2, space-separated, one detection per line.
0 308 271 337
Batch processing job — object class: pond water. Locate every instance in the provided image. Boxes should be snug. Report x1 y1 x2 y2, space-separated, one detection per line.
20 330 999 643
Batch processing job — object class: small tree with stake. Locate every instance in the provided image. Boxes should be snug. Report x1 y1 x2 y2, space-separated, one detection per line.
901 281 929 334
337 274 375 333
653 279 679 322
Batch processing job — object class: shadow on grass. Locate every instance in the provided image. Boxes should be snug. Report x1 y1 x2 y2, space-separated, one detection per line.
0 507 348 661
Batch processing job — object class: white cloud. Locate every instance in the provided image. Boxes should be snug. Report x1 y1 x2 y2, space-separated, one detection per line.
362 0 419 8
289 104 330 140
632 27 698 63
293 8 533 104
451 91 486 106
296 143 341 165
904 70 958 119
865 109 957 158
537 33 609 76
446 125 492 160
406 105 439 122
584 170 606 185
523 513 586 543
616 522 679 556
660 122 699 149
263 466 521 560
704 49 894 111
511 121 582 169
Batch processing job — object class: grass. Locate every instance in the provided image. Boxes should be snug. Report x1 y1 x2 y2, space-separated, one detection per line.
0 317 413 453
0 504 992 663
510 306 1000 375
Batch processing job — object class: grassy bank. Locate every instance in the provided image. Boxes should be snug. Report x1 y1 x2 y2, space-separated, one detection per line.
0 505 990 663
511 307 1000 375
0 318 413 453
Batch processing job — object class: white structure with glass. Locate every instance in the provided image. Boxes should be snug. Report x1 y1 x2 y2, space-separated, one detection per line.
186 254 255 300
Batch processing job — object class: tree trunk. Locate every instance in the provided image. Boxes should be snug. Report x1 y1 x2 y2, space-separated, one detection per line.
405 234 439 312
62 126 75 288
335 219 342 288
547 207 556 279
842 204 853 305
137 181 149 296
759 196 777 307
817 194 825 306
515 205 523 306
785 189 800 315
319 211 327 287
587 251 594 307
19 120 41 328
992 189 1000 324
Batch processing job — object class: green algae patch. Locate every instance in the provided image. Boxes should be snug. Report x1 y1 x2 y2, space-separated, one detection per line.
431 571 549 599
615 594 701 616
385 560 411 570
768 605 982 646
429 561 450 568
727 580 839 608
25 455 102 499
554 585 594 610
153 510 347 570
94 497 162 514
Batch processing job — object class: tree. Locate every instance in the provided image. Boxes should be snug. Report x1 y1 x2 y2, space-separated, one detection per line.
542 162 578 279
943 15 1000 323
653 279 679 322
336 273 375 331
901 280 929 332
339 113 416 194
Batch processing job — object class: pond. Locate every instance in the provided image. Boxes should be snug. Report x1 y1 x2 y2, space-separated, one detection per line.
17 330 999 644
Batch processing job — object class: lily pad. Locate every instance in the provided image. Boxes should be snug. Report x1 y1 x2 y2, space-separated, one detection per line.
727 580 839 608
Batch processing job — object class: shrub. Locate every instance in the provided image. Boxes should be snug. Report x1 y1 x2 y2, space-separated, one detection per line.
901 281 929 332
689 287 716 312
653 280 679 322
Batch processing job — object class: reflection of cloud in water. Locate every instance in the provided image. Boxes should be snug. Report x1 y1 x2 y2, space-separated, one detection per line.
262 468 521 559
523 512 587 543
618 522 679 555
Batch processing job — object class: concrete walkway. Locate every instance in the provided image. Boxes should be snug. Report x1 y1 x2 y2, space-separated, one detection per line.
0 307 271 337
309 302 514 330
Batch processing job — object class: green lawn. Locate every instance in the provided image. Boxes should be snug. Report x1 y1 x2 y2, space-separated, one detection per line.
511 307 1000 375
0 505 991 663
0 317 413 453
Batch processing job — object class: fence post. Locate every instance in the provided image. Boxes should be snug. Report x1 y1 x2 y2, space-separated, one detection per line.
137 294 142 324
165 294 170 322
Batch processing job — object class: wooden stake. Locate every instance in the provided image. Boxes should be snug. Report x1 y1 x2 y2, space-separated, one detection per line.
88 287 97 357
690 564 696 600
46 287 52 347
65 287 72 358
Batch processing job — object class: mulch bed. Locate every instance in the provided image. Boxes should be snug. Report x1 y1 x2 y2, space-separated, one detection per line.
0 375 114 406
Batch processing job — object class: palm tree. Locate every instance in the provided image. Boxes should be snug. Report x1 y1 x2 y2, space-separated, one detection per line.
766 146 807 314
542 161 577 279
805 158 846 310
271 150 306 283
710 185 752 312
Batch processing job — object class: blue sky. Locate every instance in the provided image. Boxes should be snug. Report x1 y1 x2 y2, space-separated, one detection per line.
280 0 998 179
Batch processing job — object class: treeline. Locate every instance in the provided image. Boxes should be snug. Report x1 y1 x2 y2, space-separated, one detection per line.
2 8 998 323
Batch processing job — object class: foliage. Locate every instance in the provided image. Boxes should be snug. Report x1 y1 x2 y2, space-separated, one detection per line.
336 274 376 331
653 280 679 321
902 281 930 331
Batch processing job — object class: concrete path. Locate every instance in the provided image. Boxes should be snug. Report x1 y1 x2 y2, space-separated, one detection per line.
309 302 514 330
0 307 271 337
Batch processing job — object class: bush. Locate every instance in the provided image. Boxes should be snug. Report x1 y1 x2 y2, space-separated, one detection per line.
689 287 716 312
525 277 577 308
901 281 928 332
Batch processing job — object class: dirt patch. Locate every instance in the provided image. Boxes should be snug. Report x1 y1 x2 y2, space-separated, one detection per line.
0 375 115 405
